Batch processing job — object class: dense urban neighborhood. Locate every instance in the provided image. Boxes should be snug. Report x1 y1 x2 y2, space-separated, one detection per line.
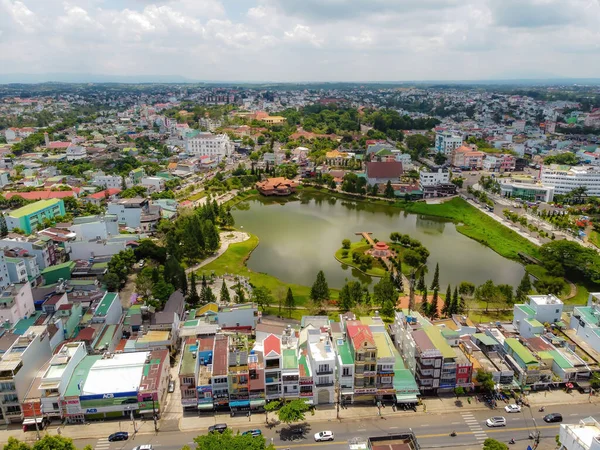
1 82 600 450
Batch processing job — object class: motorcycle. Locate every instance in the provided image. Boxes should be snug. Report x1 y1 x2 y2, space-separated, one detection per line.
509 439 515 445
450 431 457 437
539 406 545 412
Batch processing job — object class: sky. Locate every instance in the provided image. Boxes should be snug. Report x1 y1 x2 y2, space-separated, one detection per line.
1 0 600 82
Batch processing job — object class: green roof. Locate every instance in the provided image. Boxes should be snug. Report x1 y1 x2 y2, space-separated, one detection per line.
392 349 419 394
91 262 108 269
473 333 498 347
298 354 310 377
95 292 118 317
505 338 538 366
441 329 459 338
94 325 117 350
283 349 298 370
9 199 63 218
41 260 75 274
65 355 103 397
525 318 544 328
516 304 536 317
548 350 573 370
180 342 197 375
337 341 354 365
423 326 454 359
13 311 44 335
373 333 393 358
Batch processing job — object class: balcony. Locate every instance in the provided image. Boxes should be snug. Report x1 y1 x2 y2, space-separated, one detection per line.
316 368 333 375
299 391 313 397
265 377 281 384
315 381 334 387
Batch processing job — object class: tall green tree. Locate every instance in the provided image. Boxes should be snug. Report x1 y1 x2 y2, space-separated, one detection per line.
310 270 330 307
200 283 216 305
430 287 439 320
193 428 276 450
430 263 440 290
203 219 220 253
443 284 452 317
373 274 397 308
277 399 309 426
384 180 395 198
0 214 7 237
420 290 429 315
220 280 231 303
251 286 273 311
416 271 426 294
188 272 200 306
515 272 532 303
285 288 295 318
475 280 501 313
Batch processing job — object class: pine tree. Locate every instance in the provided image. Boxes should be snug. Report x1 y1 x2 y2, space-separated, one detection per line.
420 291 429 316
417 271 426 294
515 272 532 303
201 274 207 288
459 292 467 314
430 288 439 320
310 270 329 307
200 283 216 305
285 287 295 318
384 180 395 199
408 272 416 312
220 280 231 303
187 272 200 306
430 263 440 291
443 284 452 317
452 286 460 315
0 214 7 237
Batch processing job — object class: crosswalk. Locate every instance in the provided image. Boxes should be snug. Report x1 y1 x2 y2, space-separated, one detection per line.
461 412 488 441
95 438 111 450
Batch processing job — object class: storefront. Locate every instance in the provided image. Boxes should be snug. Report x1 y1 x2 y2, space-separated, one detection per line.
249 399 265 411
229 400 250 414
353 388 377 403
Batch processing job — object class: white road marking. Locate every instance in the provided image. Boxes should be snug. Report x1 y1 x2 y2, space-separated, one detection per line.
420 424 430 427
389 426 398 429
357 429 366 432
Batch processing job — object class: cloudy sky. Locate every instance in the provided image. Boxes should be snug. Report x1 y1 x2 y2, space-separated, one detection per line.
1 0 600 82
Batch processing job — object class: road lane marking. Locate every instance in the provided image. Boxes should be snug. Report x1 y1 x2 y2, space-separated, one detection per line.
389 426 398 429
357 429 366 432
451 422 461 425
420 425 430 427
570 414 578 416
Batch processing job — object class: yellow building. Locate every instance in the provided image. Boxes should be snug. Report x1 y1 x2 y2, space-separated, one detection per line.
261 116 286 125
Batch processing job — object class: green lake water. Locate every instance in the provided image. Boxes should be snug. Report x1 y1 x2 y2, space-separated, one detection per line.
232 192 525 289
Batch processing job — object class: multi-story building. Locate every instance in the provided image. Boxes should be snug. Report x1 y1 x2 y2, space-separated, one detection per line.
227 334 250 414
335 338 354 405
452 145 484 170
91 171 124 190
298 352 314 403
248 350 265 411
263 334 282 401
435 131 462 156
541 165 600 196
569 293 600 354
306 330 336 405
483 154 516 172
558 417 600 450
210 335 229 410
185 132 234 162
179 337 200 411
0 236 57 270
0 326 52 424
0 283 35 328
6 199 66 234
513 294 564 338
502 337 542 388
4 257 28 284
0 254 12 290
346 322 377 403
107 198 161 231
419 168 456 198
499 181 555 202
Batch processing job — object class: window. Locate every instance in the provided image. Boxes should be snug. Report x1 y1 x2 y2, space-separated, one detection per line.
318 376 329 385
342 367 350 377
182 377 194 385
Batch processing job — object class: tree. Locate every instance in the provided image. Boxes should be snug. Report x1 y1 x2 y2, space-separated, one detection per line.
193 428 276 450
384 180 395 198
443 284 452 317
188 272 200 306
104 272 120 291
454 386 465 398
135 270 154 299
310 270 329 307
341 239 351 250
420 290 429 315
452 286 460 314
534 276 566 296
430 288 439 320
430 263 440 290
3 435 84 450
590 372 600 389
497 284 514 306
405 134 432 158
381 298 396 318
220 280 231 303
200 283 216 305
515 272 532 303
482 438 509 450
370 183 379 196
285 288 295 318
252 286 273 311
0 214 7 237
4 437 32 450
152 280 175 304
264 400 280 425
475 280 501 312
373 274 397 308
458 281 475 297
476 369 495 393
277 399 309 426
417 272 426 294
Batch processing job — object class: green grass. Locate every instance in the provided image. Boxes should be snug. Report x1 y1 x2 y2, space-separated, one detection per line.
589 230 600 249
334 239 387 278
199 233 338 306
186 191 207 202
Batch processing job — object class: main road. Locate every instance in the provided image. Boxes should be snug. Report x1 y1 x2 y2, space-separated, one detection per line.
76 402 597 450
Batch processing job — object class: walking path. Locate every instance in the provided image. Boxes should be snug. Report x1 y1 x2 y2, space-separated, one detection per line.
184 231 249 275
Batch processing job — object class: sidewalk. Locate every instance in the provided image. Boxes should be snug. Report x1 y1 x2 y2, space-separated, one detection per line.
2 389 596 443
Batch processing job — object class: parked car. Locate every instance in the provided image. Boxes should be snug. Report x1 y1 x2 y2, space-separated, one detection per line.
486 417 507 427
168 381 175 393
314 431 335 442
505 404 522 413
544 413 563 423
242 429 262 437
108 432 129 442
132 446 153 450
208 424 228 434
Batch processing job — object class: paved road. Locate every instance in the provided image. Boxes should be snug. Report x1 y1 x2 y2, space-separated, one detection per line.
74 402 597 450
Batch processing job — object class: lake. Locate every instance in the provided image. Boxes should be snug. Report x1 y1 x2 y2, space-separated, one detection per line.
232 192 525 289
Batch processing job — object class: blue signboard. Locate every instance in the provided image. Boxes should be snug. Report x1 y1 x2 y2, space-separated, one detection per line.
80 391 138 401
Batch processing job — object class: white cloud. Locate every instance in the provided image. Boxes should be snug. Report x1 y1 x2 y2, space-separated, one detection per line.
284 24 323 47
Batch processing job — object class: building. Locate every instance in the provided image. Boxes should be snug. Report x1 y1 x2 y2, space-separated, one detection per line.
0 236 57 270
92 292 122 325
210 335 229 410
306 329 336 405
107 198 161 231
179 337 200 411
325 150 352 167
262 334 283 402
256 177 298 196
483 154 516 172
500 181 555 202
0 283 35 328
435 131 462 156
4 257 28 284
185 132 234 161
365 161 403 186
6 199 66 234
541 165 600 196
503 337 543 388
91 172 124 190
569 293 600 354
217 303 259 330
513 294 563 338
0 326 52 423
419 168 456 198
452 145 484 170
141 177 166 193
66 145 87 161
346 322 378 402
559 417 600 450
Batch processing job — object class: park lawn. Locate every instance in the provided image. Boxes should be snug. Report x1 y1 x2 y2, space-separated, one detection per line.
468 309 513 324
525 264 596 304
186 191 207 202
334 239 387 278
589 230 600 249
199 233 338 307
403 197 540 261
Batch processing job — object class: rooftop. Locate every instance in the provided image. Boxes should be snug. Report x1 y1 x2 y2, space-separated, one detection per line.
8 199 63 219
337 340 354 365
283 349 298 370
528 294 563 307
505 338 538 365
181 338 198 375
423 326 455 359
94 292 118 317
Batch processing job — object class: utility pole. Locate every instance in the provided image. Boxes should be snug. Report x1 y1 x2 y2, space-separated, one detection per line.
335 379 340 420
152 396 158 433
32 403 41 441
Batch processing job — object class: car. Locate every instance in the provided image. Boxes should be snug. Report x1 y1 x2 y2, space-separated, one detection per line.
544 413 563 423
168 381 175 393
505 404 522 413
132 446 153 450
242 429 262 437
314 431 335 442
208 423 228 434
486 417 507 427
108 432 129 442
138 260 145 268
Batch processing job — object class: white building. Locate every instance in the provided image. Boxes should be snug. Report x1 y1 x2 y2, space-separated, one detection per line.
0 283 35 327
91 171 124 190
140 177 166 193
4 257 28 284
569 293 600 354
541 165 600 196
66 145 87 161
513 294 564 338
559 417 600 450
306 328 336 405
435 131 462 156
419 168 450 187
185 133 234 161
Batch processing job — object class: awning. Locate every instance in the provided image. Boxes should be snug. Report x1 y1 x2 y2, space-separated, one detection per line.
197 403 214 411
229 400 250 408
395 394 419 403
138 409 156 415
249 399 265 408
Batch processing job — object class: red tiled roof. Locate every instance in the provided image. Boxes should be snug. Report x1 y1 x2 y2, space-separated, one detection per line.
48 142 71 149
346 323 375 351
365 161 403 179
88 188 121 200
4 191 76 200
76 327 96 341
264 334 281 356
57 304 73 311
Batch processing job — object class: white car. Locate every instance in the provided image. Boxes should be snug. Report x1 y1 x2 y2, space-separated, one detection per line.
486 417 507 427
314 431 334 442
505 404 521 413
